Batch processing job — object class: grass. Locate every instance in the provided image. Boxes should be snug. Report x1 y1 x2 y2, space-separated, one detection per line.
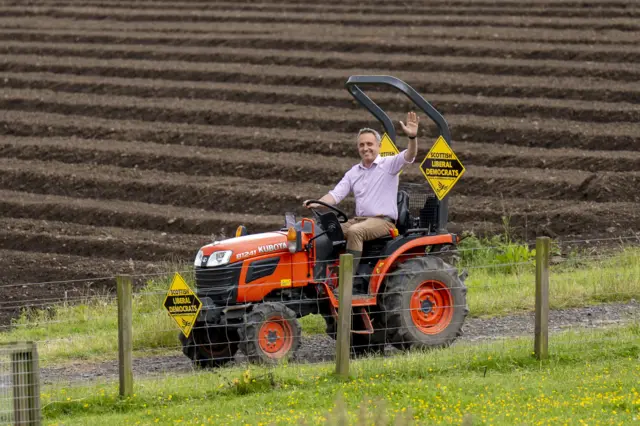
465 246 640 317
1 242 638 365
39 323 640 425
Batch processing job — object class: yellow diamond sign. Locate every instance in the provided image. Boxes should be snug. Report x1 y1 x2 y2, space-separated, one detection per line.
379 133 399 158
419 136 465 200
163 273 202 338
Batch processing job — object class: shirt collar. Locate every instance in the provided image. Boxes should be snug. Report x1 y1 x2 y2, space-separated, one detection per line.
358 155 382 169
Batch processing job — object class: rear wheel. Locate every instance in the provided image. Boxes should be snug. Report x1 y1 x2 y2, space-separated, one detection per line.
380 256 468 350
180 324 239 368
239 302 302 365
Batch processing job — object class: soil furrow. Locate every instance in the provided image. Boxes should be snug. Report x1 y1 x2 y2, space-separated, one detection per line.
0 248 165 325
26 0 638 6
0 227 195 262
2 72 638 124
0 142 636 206
2 111 639 162
0 217 205 245
1 88 637 152
0 156 336 212
0 30 638 64
1 42 638 83
9 1 640 18
1 7 638 31
2 54 638 105
1 18 638 46
1 175 637 243
0 189 285 237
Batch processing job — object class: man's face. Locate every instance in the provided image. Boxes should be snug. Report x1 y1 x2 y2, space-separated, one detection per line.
357 132 380 164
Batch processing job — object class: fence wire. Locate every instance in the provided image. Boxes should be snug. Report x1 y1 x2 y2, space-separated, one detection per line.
0 238 637 412
0 350 11 425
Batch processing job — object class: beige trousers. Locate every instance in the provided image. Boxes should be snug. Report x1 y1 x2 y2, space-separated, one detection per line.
340 217 395 252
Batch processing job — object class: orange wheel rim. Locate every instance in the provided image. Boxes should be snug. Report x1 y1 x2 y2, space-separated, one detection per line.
258 315 293 358
410 280 454 335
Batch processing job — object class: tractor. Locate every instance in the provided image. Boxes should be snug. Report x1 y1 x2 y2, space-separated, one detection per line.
179 76 469 367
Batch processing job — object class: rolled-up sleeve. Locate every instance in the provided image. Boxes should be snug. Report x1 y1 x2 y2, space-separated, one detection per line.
328 172 351 204
386 149 415 175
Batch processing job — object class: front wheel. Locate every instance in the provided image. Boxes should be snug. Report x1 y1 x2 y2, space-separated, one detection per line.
180 324 239 368
380 256 468 350
238 302 302 365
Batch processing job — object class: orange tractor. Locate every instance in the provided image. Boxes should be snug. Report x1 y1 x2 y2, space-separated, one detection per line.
180 76 469 367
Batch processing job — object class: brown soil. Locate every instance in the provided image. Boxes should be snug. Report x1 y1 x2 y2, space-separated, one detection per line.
0 0 638 325
1 18 638 45
7 2 640 19
1 88 638 151
4 52 640 104
2 6 639 31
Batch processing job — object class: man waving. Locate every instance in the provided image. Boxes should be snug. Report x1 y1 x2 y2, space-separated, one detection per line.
304 111 420 281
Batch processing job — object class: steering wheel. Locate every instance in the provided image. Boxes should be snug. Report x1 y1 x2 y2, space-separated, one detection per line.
304 200 349 223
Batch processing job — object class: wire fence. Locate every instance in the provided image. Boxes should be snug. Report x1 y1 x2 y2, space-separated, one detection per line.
0 342 40 426
0 236 638 414
0 349 11 425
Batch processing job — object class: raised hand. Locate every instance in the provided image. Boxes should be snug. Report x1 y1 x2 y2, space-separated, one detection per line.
399 111 419 138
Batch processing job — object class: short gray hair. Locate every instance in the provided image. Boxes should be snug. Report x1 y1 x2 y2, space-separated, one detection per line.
356 128 381 144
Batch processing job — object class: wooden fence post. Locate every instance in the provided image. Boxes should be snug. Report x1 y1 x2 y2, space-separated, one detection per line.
10 342 41 426
535 237 550 360
335 253 353 379
116 276 133 397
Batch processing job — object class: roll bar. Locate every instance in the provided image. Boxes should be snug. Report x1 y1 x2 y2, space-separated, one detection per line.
345 75 451 233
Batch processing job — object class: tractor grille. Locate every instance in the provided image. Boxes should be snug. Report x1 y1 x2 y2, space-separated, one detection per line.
195 263 241 305
399 182 439 231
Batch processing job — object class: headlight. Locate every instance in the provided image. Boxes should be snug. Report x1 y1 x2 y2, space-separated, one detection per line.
206 250 232 267
193 250 203 266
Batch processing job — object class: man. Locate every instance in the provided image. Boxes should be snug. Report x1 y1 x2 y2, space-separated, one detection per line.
304 111 420 283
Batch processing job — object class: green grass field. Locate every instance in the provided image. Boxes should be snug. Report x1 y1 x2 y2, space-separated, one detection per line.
40 324 640 425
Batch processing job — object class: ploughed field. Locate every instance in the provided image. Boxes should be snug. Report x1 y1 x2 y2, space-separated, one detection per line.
0 0 639 316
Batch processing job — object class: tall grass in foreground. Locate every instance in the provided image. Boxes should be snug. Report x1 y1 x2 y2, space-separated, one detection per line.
1 245 638 365
40 324 640 425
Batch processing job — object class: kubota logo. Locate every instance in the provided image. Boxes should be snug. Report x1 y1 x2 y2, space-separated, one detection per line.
258 242 287 253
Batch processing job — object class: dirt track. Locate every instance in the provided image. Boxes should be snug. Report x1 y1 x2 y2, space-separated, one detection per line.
0 0 639 317
39 300 640 385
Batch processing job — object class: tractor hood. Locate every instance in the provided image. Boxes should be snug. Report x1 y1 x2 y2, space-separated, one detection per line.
194 232 288 268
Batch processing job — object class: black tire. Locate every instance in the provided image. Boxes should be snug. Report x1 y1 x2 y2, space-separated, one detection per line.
324 311 386 357
380 256 468 350
351 331 386 357
180 324 239 368
238 302 302 365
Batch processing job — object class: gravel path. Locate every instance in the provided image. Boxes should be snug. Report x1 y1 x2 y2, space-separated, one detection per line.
39 300 639 385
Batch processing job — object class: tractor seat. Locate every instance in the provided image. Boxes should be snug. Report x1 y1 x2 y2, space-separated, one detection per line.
396 190 411 235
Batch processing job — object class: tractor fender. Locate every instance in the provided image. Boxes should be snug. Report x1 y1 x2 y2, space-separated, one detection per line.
196 297 251 324
369 233 458 295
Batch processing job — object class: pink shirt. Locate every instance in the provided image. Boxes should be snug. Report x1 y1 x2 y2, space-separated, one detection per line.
328 150 415 221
